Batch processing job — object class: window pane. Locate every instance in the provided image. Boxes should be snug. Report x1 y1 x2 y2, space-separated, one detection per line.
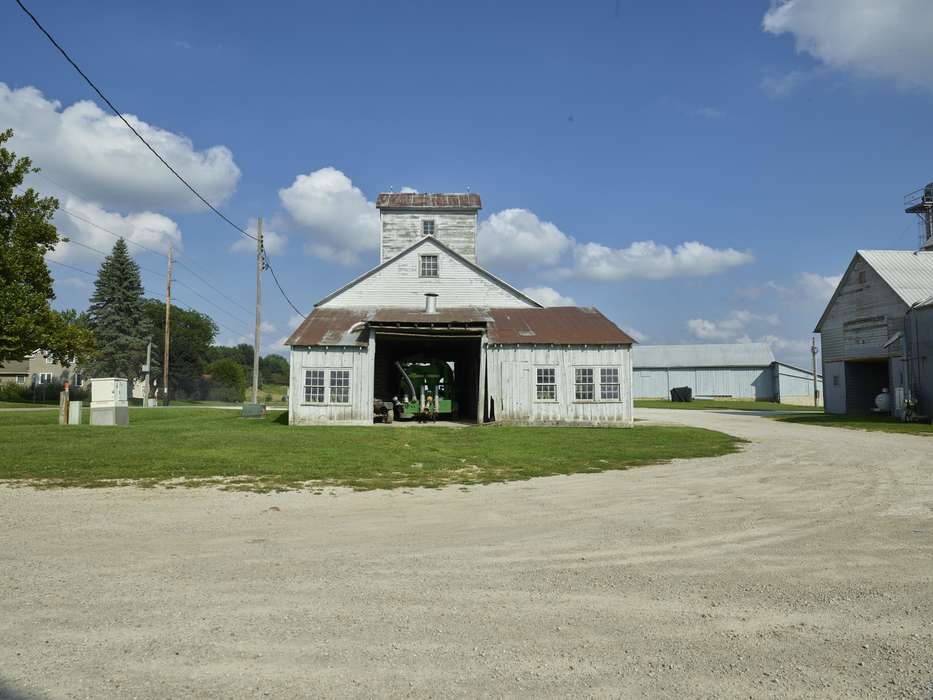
535 367 556 400
575 368 594 400
330 370 350 404
420 255 438 277
304 370 325 403
422 220 435 236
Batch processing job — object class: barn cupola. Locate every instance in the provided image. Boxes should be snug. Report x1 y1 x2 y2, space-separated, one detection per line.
376 192 482 263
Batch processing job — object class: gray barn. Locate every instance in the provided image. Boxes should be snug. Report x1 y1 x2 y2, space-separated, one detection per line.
633 343 822 405
816 250 933 415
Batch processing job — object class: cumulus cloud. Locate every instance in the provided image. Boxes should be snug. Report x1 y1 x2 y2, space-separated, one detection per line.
520 286 576 307
278 167 378 265
230 219 287 255
763 0 933 91
687 310 780 341
50 195 182 264
567 240 753 281
478 209 573 268
1 83 240 212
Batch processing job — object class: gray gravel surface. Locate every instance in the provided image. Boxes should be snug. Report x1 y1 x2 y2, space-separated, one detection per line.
1 408 931 699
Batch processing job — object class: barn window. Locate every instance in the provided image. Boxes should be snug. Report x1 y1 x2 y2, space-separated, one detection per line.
575 368 594 400
329 370 350 403
536 367 557 401
600 368 620 400
305 370 325 403
420 254 439 278
422 219 435 236
833 374 839 387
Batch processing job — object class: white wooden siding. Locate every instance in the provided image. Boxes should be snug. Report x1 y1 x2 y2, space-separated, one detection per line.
487 345 633 426
288 340 375 425
381 211 477 262
820 258 906 362
321 239 533 309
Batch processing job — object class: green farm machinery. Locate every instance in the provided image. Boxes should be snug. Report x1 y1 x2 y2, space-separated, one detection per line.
394 360 457 421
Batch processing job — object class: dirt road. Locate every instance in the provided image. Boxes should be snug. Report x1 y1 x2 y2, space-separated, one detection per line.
1 409 931 698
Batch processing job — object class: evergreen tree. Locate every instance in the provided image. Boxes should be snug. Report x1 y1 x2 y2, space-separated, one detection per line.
87 238 149 379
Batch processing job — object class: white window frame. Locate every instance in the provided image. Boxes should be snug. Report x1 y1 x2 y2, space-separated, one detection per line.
16 375 26 384
534 366 558 402
45 354 54 365
302 369 351 405
422 219 435 237
36 372 52 385
600 367 621 401
574 367 595 402
573 365 623 403
419 254 439 278
304 369 325 404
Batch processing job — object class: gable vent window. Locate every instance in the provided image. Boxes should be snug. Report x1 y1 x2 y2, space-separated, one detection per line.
422 219 435 236
420 254 439 278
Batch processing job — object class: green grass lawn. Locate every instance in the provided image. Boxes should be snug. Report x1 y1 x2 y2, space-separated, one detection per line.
635 399 822 412
0 401 57 409
774 413 933 436
0 407 744 491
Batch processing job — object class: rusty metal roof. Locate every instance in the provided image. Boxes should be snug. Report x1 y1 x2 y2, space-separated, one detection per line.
287 306 634 347
487 307 635 345
376 193 481 211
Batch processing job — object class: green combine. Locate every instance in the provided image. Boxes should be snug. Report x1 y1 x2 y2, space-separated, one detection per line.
395 360 457 421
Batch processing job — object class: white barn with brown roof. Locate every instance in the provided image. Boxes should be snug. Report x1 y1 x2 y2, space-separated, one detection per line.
285 192 635 426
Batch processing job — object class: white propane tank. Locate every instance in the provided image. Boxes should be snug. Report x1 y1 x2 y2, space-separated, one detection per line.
874 388 891 413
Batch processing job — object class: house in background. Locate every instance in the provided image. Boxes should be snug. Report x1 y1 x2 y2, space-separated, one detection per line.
286 192 636 426
632 342 822 405
0 350 82 387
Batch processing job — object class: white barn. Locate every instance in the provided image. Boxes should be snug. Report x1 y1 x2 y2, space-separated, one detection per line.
286 193 635 426
633 343 822 405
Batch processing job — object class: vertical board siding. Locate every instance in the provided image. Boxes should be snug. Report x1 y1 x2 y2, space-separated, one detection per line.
321 240 533 309
288 343 374 425
487 345 633 426
381 211 477 262
773 363 823 405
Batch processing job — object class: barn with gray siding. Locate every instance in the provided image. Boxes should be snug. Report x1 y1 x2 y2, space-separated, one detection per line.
816 250 933 416
286 192 635 426
632 343 822 405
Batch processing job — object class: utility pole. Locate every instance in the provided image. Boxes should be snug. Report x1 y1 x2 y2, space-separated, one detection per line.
811 337 819 407
143 338 152 407
252 218 263 405
163 245 173 406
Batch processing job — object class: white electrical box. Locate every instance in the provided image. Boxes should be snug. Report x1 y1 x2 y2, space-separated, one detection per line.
90 378 129 426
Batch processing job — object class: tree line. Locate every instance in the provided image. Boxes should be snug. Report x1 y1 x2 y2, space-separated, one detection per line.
1 129 289 403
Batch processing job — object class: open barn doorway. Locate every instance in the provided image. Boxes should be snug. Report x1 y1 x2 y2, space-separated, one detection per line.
373 332 482 422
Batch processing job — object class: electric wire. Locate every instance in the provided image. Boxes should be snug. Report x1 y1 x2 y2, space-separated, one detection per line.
17 0 306 316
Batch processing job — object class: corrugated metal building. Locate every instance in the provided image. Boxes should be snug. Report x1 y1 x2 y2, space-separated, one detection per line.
816 250 933 415
286 193 635 426
632 343 822 405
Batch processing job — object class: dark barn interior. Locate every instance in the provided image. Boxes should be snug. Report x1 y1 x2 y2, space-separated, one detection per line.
844 359 890 413
373 332 482 421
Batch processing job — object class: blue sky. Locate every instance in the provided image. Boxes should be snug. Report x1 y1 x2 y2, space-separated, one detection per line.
2 0 932 365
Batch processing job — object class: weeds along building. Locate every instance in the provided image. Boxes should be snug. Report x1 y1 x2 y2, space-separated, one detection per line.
285 193 635 426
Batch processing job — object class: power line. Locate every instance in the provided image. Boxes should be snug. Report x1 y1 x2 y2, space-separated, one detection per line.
48 259 94 276
172 277 254 334
15 0 255 243
17 0 306 317
174 258 252 315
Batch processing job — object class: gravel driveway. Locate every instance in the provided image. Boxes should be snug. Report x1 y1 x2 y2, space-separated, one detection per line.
1 409 931 698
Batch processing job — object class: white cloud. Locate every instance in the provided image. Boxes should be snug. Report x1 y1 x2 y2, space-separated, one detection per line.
230 219 287 255
738 272 841 304
760 69 819 98
260 321 277 333
478 209 573 268
287 314 305 328
400 186 418 193
691 106 727 119
520 286 576 307
757 334 814 357
1 83 240 211
763 0 933 91
278 167 379 265
50 195 182 265
687 310 780 341
567 240 753 281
